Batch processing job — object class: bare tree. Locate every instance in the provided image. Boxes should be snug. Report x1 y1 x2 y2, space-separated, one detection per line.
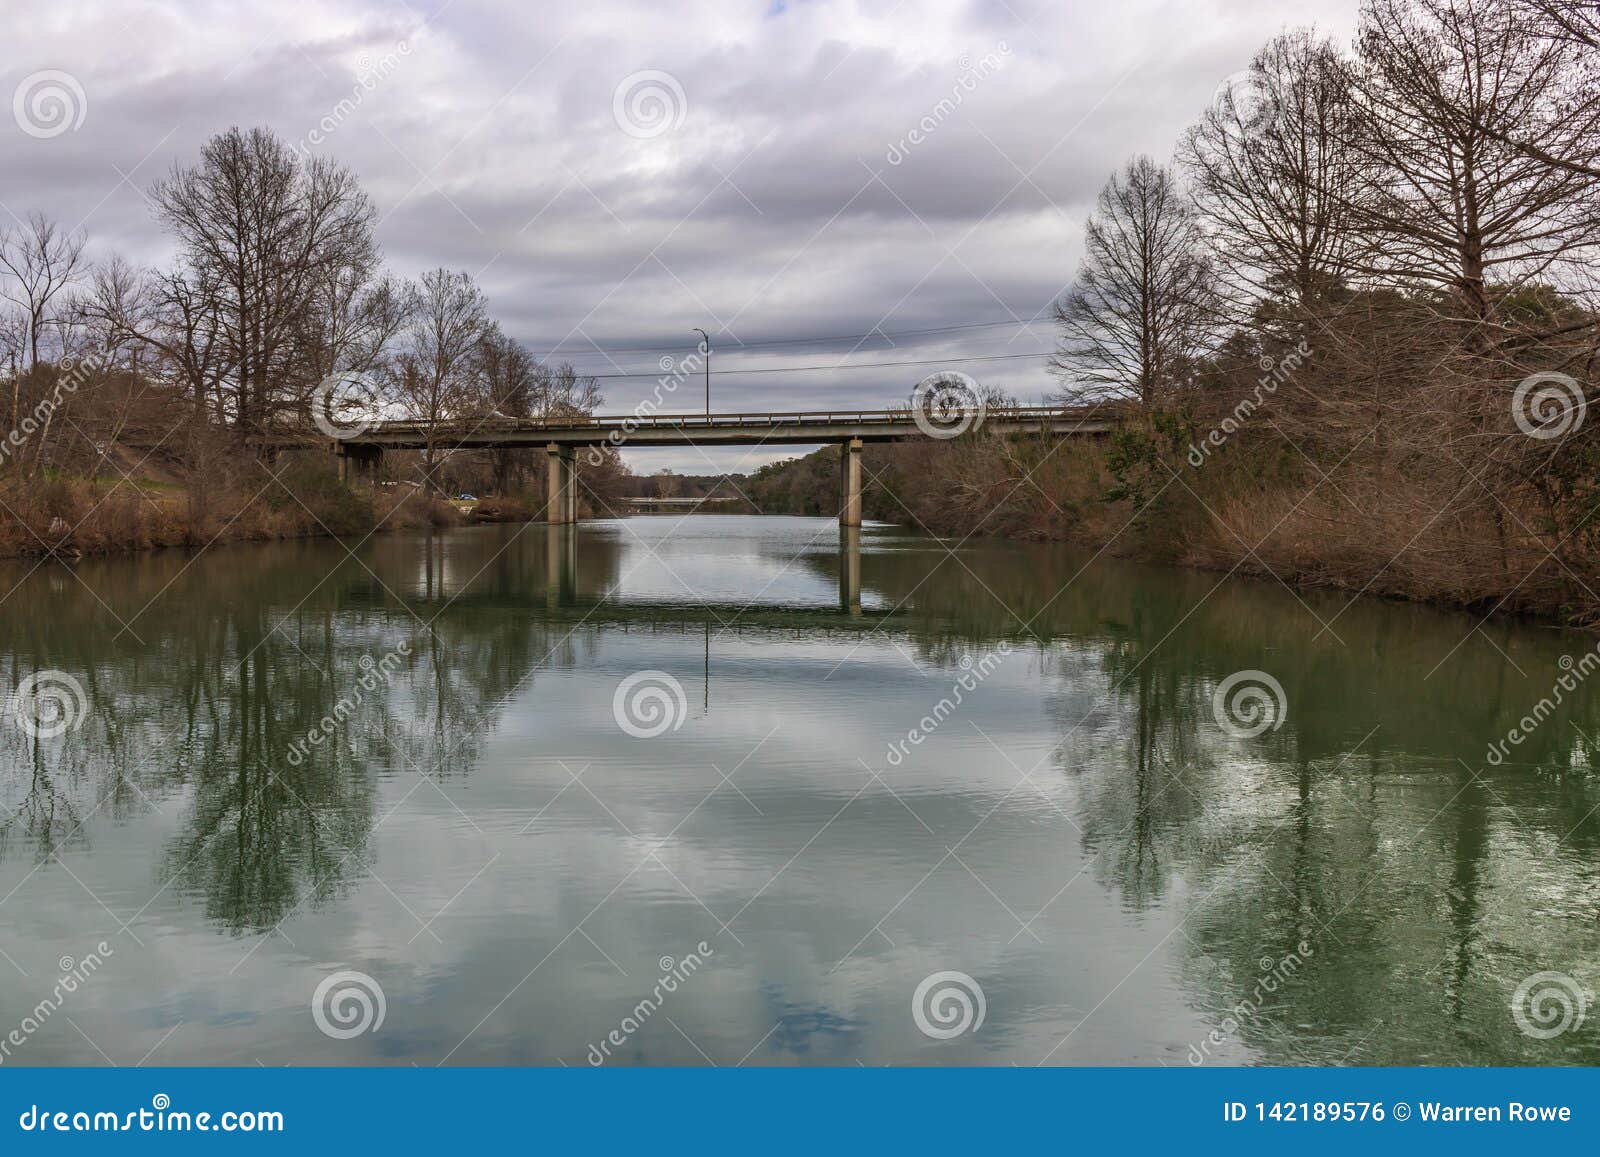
1467 1 1600 182
1051 156 1217 403
475 323 538 419
529 360 603 419
0 311 25 419
81 255 228 427
152 126 377 437
1182 29 1362 322
474 323 539 495
295 263 407 399
1517 0 1600 45
394 268 489 491
0 211 86 373
1349 0 1600 329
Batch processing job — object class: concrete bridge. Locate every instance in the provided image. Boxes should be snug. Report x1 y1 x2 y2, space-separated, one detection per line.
327 403 1125 526
621 495 745 513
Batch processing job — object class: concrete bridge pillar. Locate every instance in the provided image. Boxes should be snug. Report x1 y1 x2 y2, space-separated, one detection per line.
839 437 863 528
546 523 577 608
838 525 861 615
334 441 382 484
546 443 577 524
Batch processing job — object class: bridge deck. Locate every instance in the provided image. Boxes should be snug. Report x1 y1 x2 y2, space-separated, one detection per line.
324 404 1124 449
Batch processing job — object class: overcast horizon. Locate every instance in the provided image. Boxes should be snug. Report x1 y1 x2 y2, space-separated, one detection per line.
3 0 1360 473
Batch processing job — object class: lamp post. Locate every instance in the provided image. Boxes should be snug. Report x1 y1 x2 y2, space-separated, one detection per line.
692 327 710 416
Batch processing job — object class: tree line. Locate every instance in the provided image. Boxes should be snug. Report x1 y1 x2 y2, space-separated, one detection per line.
760 0 1600 623
0 125 615 550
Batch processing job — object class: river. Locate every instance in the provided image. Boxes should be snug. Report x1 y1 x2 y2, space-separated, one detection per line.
1 515 1597 1066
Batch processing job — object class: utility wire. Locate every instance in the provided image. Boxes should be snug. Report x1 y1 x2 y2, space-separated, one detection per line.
544 317 1056 360
574 349 1054 380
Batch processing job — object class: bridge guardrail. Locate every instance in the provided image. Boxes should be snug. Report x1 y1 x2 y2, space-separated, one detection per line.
249 403 1129 444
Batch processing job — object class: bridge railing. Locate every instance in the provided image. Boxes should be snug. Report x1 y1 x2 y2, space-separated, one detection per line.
249 403 1130 446
349 403 1123 435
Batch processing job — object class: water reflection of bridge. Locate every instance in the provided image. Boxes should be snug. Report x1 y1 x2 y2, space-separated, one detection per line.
545 523 868 616
7 520 1600 1064
379 521 874 618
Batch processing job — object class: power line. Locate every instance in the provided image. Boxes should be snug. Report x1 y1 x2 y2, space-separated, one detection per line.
576 349 1055 380
545 317 1057 360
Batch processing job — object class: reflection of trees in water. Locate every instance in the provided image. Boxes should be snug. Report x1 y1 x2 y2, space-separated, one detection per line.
0 733 94 864
156 611 389 933
0 528 619 932
4 522 1600 1055
835 530 1600 1063
1 646 176 863
1035 561 1600 1064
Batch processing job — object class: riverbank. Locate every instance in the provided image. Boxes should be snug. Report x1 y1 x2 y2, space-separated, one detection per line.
744 434 1600 630
9 442 1596 632
0 468 464 560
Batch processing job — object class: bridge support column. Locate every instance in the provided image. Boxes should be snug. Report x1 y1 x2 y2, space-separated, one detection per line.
546 523 577 608
838 525 861 615
333 441 381 485
353 444 381 483
546 443 577 524
839 437 863 528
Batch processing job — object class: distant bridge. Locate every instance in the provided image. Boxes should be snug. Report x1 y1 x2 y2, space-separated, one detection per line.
318 403 1127 526
622 495 745 512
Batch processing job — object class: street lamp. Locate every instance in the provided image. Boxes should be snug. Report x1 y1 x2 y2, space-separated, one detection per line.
692 327 710 416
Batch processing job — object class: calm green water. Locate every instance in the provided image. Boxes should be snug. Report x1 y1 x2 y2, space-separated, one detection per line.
2 515 1598 1066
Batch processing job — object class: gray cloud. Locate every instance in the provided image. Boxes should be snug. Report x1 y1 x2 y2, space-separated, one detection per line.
0 0 1359 471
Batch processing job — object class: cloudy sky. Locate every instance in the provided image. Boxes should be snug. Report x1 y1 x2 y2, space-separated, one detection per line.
3 0 1359 472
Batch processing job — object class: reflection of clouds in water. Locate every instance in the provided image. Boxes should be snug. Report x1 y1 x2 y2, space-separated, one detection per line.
3 519 1600 1066
757 985 866 1060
